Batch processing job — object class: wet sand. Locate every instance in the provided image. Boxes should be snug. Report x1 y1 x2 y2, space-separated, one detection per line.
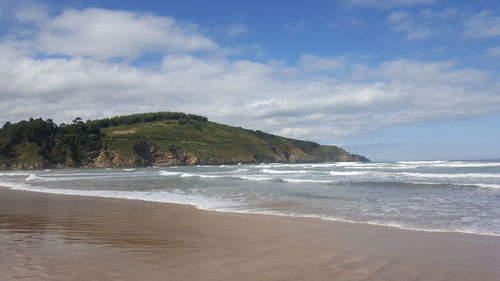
1 187 499 281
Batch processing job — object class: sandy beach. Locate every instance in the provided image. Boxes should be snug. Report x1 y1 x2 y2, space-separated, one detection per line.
1 187 499 281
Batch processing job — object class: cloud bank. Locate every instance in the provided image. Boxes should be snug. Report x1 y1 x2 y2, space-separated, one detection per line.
9 7 218 59
388 7 500 41
463 10 500 39
1 6 500 143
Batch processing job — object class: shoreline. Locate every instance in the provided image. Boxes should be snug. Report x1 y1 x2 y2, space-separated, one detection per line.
2 175 500 237
1 187 499 280
2 182 499 238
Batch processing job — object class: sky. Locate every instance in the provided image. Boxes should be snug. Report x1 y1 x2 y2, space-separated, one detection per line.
1 0 500 161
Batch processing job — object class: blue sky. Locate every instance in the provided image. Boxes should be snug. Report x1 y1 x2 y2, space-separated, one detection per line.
1 0 500 161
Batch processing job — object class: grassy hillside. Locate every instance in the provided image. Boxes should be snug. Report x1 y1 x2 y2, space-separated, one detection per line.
0 112 369 169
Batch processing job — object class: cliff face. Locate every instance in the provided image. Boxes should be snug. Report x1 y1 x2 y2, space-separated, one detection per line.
1 142 370 170
79 144 367 169
0 144 368 170
322 145 370 162
91 150 146 168
88 146 200 168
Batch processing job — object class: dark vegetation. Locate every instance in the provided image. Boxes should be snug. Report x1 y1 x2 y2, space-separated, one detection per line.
0 112 207 167
88 112 207 129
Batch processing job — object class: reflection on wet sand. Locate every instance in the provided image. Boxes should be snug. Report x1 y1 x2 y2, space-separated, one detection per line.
0 214 178 249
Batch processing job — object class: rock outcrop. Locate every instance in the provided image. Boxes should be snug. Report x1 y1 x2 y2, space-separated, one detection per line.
91 150 147 168
148 147 178 166
9 162 46 169
179 151 199 165
88 145 200 168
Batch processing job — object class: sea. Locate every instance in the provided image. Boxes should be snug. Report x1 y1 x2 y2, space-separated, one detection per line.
1 160 500 236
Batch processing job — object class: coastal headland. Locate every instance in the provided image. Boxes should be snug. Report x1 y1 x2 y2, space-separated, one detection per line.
0 112 368 169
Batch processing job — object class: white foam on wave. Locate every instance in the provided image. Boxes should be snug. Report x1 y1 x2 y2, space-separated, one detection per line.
400 172 500 179
26 174 50 181
196 174 224 179
161 171 276 182
25 172 144 182
122 168 136 171
326 170 500 181
348 165 419 170
260 169 314 175
26 173 89 182
360 220 500 237
329 171 372 176
281 178 333 184
346 161 500 169
398 160 449 164
279 160 500 170
461 183 500 189
396 160 500 168
0 180 37 191
1 180 237 211
330 162 367 167
433 162 500 168
221 208 500 237
251 163 343 169
159 171 183 176
238 175 275 182
46 171 142 177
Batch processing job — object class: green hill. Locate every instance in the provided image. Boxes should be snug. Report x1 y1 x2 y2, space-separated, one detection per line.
0 112 369 169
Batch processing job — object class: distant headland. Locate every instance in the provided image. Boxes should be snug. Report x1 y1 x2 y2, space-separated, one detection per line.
0 112 369 169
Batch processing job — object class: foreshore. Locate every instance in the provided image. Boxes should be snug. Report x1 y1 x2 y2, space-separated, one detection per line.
1 187 499 281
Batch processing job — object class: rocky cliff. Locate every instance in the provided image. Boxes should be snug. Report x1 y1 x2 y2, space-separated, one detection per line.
82 144 367 169
89 146 200 168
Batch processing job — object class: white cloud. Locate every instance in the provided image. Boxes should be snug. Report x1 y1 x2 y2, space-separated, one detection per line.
389 11 433 40
343 0 434 9
487 46 500 57
388 8 462 40
1 47 499 141
227 22 247 36
463 10 500 38
388 8 500 41
285 21 307 33
327 18 363 29
326 22 338 29
370 59 489 85
298 54 345 72
10 7 218 59
1 6 500 143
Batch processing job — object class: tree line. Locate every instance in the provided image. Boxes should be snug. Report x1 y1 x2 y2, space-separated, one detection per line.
0 111 208 164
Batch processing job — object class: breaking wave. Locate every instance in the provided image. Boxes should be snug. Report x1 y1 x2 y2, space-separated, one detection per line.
2 160 500 236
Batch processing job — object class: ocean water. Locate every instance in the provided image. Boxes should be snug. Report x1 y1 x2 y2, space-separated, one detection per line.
1 160 500 236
